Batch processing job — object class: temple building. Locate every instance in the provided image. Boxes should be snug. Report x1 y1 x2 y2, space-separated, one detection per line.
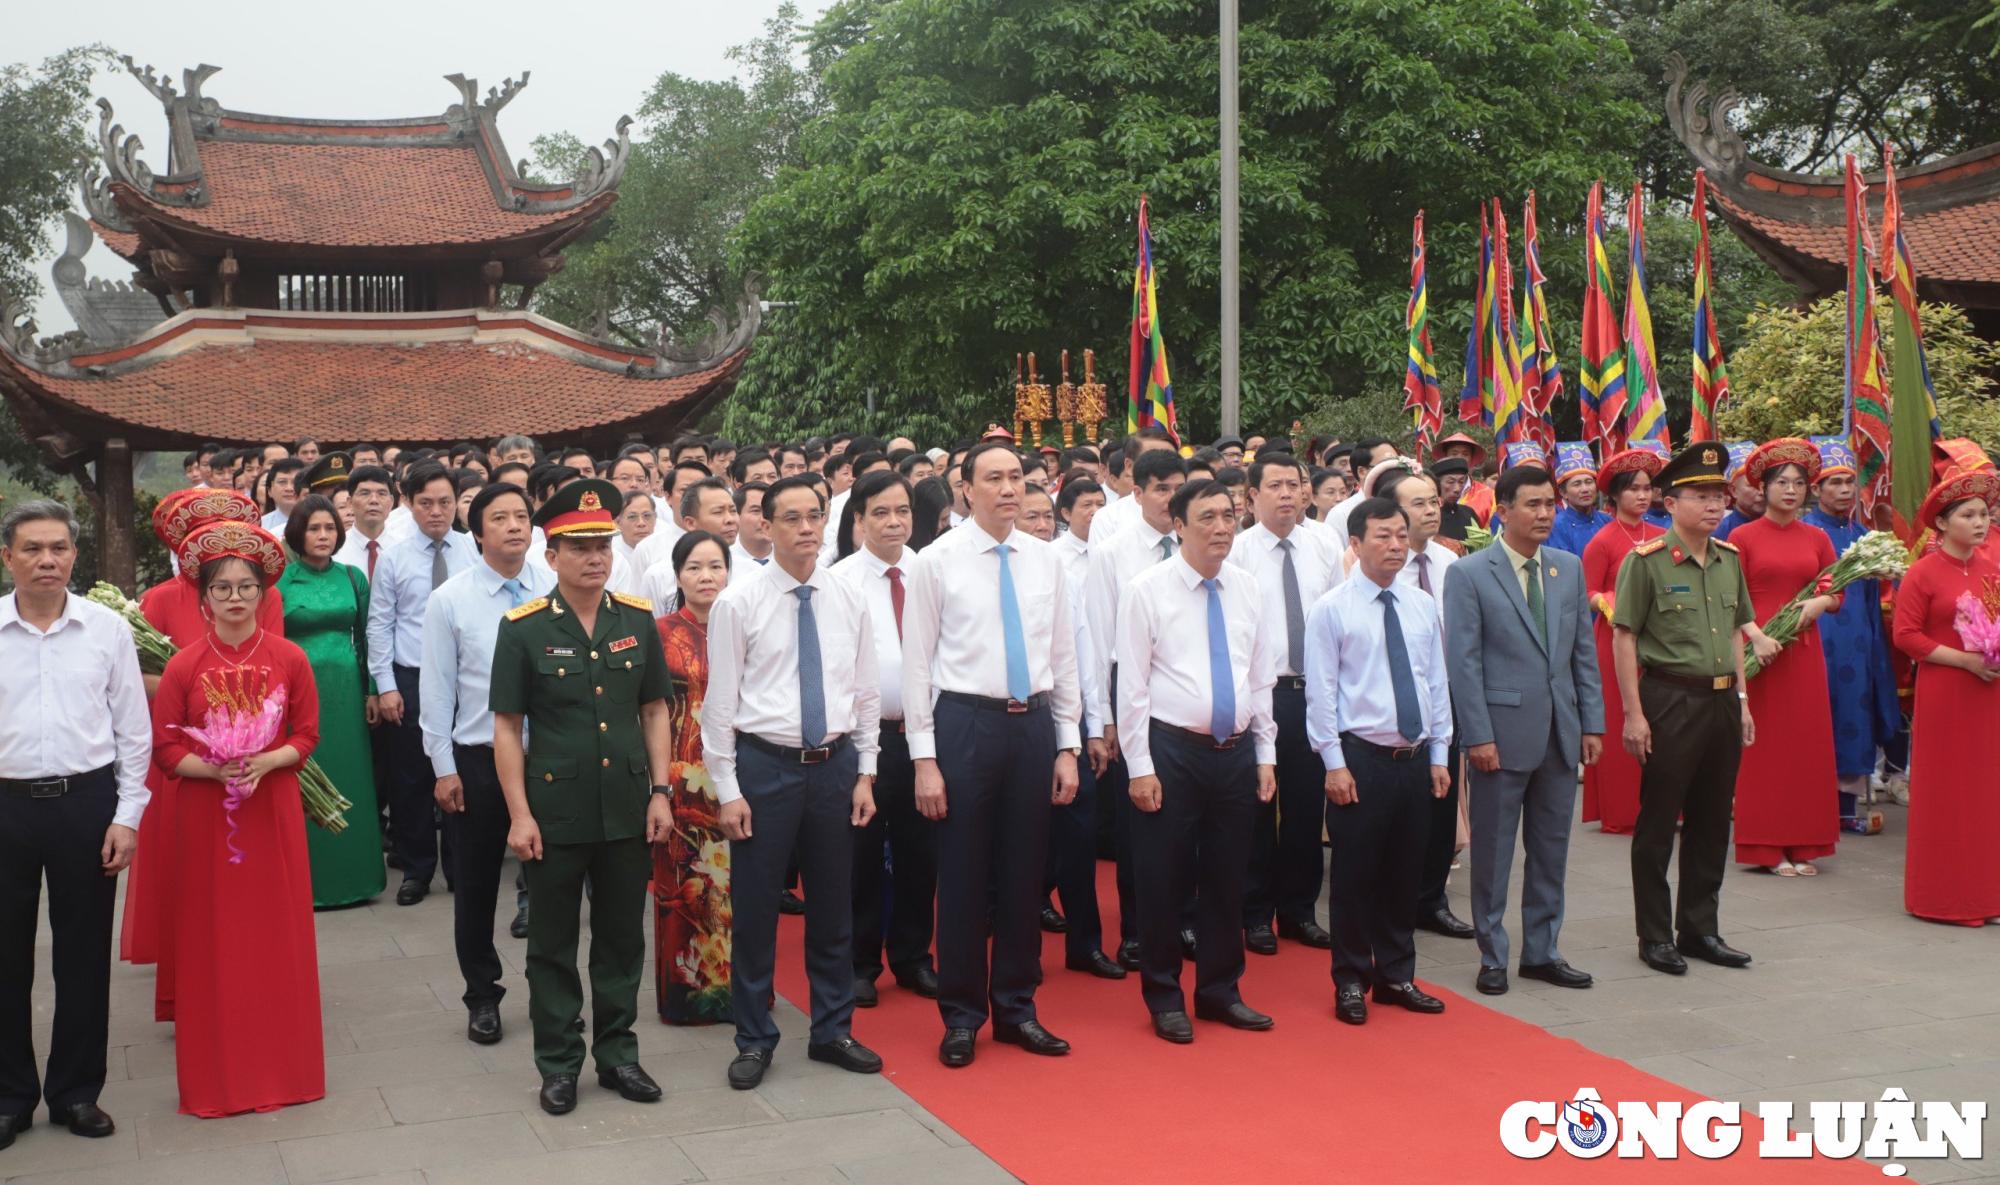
1667 55 2000 340
0 59 757 587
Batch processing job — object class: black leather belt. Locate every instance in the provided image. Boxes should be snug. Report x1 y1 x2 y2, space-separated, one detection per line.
739 732 852 765
1275 675 1307 691
1644 670 1737 692
1339 733 1427 761
1153 721 1247 751
938 690 1050 715
1 765 115 798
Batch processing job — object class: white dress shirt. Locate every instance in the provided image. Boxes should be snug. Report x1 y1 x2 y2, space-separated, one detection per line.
702 560 881 804
418 560 555 777
260 507 290 533
366 529 478 688
0 593 152 829
1114 556 1277 778
732 539 774 571
1052 529 1090 592
818 488 854 566
632 519 687 582
334 526 391 580
1070 572 1108 739
1084 515 1177 717
1090 492 1143 541
1303 574 1453 770
382 504 416 545
1392 538 1459 626
1230 521 1339 678
1324 490 1366 552
901 520 1083 758
832 545 909 721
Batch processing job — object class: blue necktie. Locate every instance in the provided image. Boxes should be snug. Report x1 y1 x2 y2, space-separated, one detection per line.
1378 588 1424 744
1203 577 1235 739
996 543 1031 701
794 586 826 746
501 577 524 607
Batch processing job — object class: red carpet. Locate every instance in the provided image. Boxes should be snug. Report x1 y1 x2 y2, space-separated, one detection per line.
774 862 1880 1183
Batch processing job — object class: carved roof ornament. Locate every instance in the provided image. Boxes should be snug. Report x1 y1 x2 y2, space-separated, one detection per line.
657 276 763 377
1663 53 1747 182
573 116 635 202
52 214 172 344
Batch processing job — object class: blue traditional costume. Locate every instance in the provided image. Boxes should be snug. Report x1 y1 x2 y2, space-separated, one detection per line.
1546 441 1611 557
1714 440 1760 542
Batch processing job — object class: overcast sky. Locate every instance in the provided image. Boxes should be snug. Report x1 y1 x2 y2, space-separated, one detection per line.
13 0 826 334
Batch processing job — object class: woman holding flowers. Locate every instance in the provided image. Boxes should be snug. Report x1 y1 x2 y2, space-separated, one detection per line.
151 522 325 1116
1581 448 1666 834
1892 471 2000 926
1731 439 1842 876
652 530 734 1023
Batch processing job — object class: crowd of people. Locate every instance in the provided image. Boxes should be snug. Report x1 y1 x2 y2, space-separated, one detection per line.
3 419 1998 1144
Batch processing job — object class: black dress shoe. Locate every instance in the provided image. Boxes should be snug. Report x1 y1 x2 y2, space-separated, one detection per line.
1277 917 1334 949
939 1028 976 1068
993 1019 1070 1056
1178 929 1198 959
49 1102 112 1138
1639 941 1688 975
1040 906 1068 933
1244 924 1278 956
466 1001 502 1045
893 966 940 998
1416 907 1475 939
1334 985 1368 1025
778 890 805 915
808 1037 883 1074
853 978 879 1008
1116 939 1142 970
509 904 529 939
1195 1000 1274 1031
727 1049 771 1090
0 1110 27 1149
395 879 428 906
597 1063 662 1102
539 1073 578 1114
1151 1010 1194 1044
1476 966 1509 995
1519 960 1594 988
1065 951 1126 979
1676 934 1753 968
1372 982 1446 1013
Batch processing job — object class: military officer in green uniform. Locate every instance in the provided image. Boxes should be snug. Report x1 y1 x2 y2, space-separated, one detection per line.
490 478 674 1116
1610 442 1764 978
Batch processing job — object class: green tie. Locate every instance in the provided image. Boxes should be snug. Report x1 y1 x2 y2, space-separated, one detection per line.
1524 555 1546 646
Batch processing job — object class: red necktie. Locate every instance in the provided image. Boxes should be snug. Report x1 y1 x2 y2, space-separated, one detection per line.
366 539 379 581
886 565 905 640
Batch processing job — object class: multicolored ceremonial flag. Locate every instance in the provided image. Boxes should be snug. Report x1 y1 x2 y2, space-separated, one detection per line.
1126 194 1179 444
1402 211 1443 459
1459 208 1494 426
1880 146 1942 532
1843 155 1894 525
1623 182 1669 450
1689 169 1732 442
1578 181 1626 454
1488 198 1531 452
1519 190 1562 454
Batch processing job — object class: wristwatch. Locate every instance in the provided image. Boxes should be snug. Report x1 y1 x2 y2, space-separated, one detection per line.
650 783 673 797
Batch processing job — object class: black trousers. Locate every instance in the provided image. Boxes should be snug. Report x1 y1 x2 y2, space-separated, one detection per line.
1049 743 1105 963
446 744 512 1007
731 738 859 1052
1133 726 1255 1015
1417 742 1461 915
1244 684 1324 929
386 665 446 886
0 769 117 1114
1631 676 1742 945
933 696 1054 1031
852 725 936 981
1325 737 1429 989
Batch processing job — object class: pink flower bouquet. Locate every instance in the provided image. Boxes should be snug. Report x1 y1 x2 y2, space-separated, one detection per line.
1954 585 2000 668
170 686 287 864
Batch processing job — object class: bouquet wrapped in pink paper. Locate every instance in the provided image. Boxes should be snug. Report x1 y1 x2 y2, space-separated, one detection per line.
1953 579 2000 667
170 686 288 864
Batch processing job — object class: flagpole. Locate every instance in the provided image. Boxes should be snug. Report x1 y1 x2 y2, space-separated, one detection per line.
1219 0 1241 438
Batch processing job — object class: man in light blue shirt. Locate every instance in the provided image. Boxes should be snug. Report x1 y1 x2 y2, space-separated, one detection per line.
420 484 553 1047
367 461 477 905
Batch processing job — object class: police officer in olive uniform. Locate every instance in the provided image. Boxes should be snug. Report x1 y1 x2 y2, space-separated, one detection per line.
298 450 354 496
1610 442 1757 977
490 479 675 1115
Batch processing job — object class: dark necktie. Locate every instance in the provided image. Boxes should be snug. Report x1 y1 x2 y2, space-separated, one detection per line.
1415 552 1432 596
1158 534 1177 561
1378 588 1424 744
886 565 905 640
794 586 825 746
430 538 447 590
366 538 379 582
1525 555 1546 646
1277 537 1306 674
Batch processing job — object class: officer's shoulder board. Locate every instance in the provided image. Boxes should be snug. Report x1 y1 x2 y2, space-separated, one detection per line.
1631 537 1669 557
506 597 551 622
1712 537 1740 554
611 591 654 613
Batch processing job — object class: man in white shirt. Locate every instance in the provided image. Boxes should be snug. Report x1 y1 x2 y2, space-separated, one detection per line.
820 448 890 566
0 501 150 1144
904 443 1082 1067
333 464 399 580
420 484 554 1048
1229 455 1338 956
706 474 883 1091
259 457 305 532
1118 480 1279 1044
732 482 774 568
831 471 941 1006
639 477 737 606
367 462 478 905
1053 478 1105 589
1091 427 1178 541
1304 496 1453 1026
1324 436 1402 552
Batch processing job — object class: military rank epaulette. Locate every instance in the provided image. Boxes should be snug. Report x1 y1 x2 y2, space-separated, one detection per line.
1631 537 1668 556
506 597 551 621
611 591 654 613
1712 537 1740 553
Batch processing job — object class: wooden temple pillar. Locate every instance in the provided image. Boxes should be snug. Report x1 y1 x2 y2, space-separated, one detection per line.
97 438 135 592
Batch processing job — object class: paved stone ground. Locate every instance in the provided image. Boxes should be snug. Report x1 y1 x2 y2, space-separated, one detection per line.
9 797 1998 1184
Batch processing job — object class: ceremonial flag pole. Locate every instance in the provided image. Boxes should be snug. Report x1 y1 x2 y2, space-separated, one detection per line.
1489 198 1530 453
1579 180 1626 453
1127 195 1179 445
1458 207 1494 426
1690 168 1732 441
1519 190 1563 453
1623 181 1670 449
1881 145 1942 531
1402 211 1443 459
1843 155 1894 527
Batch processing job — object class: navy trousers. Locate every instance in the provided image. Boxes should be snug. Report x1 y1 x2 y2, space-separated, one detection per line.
1132 725 1256 1015
851 725 936 981
1243 683 1324 930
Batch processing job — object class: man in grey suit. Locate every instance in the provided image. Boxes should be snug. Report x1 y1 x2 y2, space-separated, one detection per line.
1442 465 1605 996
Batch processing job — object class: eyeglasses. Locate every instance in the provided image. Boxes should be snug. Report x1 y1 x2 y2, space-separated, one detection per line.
773 511 827 529
207 582 263 601
1767 478 1809 492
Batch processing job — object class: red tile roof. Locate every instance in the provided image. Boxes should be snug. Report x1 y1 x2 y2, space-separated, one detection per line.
1714 190 2000 286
